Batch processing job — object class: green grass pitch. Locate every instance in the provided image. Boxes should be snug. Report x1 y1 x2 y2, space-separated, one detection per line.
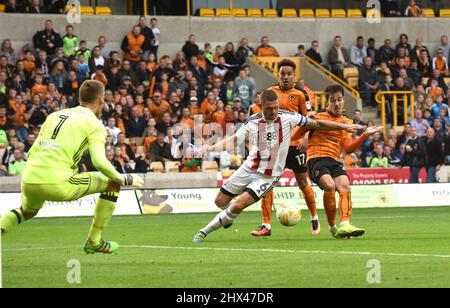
2 207 450 288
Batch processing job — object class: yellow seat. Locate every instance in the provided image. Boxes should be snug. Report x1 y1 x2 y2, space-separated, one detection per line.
282 8 297 17
422 8 435 17
422 77 429 85
231 8 247 17
440 9 450 17
331 9 346 18
299 9 315 18
150 162 164 173
95 6 112 15
199 8 214 16
136 146 145 156
247 8 262 17
444 77 450 86
347 77 359 88
344 67 359 78
263 9 278 17
80 6 94 15
165 161 180 173
347 9 363 18
216 8 231 16
0 4 5 13
202 161 219 172
315 9 330 18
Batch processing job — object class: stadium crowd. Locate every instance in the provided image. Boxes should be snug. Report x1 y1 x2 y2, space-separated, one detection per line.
0 15 449 183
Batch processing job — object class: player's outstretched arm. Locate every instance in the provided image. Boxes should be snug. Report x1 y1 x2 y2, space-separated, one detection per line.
204 135 238 154
343 126 384 154
88 142 144 188
306 119 363 133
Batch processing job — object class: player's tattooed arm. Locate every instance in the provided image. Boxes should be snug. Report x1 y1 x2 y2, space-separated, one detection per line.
306 119 363 132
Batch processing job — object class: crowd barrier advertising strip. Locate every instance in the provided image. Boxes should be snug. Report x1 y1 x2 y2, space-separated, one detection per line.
135 185 402 214
0 190 140 217
218 168 427 187
394 183 450 207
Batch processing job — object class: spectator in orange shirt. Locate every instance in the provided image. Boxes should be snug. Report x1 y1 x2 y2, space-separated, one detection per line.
426 79 444 101
393 47 411 67
31 73 47 98
121 25 145 72
432 48 449 76
22 50 36 74
144 126 157 154
404 0 423 17
148 91 172 122
212 100 226 132
8 93 27 142
248 92 262 117
200 91 217 123
180 107 194 129
188 96 200 119
256 36 279 57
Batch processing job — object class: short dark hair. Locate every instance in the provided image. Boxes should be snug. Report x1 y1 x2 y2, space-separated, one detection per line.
325 84 345 101
357 36 364 41
79 80 105 105
278 59 296 71
261 90 278 104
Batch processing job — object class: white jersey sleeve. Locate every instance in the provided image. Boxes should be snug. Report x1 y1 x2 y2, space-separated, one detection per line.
235 122 250 140
287 112 308 128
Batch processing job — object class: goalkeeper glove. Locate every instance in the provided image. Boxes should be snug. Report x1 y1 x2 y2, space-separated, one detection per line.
121 174 144 188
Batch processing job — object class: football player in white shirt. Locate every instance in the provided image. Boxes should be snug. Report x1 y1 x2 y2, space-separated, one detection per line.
193 90 362 243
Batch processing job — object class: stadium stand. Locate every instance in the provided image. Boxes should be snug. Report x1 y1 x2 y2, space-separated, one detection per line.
0 5 449 181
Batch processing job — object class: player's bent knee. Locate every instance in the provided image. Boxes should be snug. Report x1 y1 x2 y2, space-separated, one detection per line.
322 182 336 192
215 194 230 209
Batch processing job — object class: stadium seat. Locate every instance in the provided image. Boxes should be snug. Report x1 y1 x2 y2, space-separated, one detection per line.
0 4 5 13
202 161 219 172
331 9 346 18
422 8 435 17
199 8 214 17
95 6 112 15
445 77 450 86
315 9 330 18
216 8 231 17
347 77 359 88
440 9 450 17
231 8 247 17
344 66 359 79
282 8 297 18
80 6 94 15
165 161 180 173
263 9 278 17
422 77 429 85
347 9 363 18
299 9 315 18
247 8 262 17
150 162 165 173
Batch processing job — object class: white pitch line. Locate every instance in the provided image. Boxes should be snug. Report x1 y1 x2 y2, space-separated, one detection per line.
123 245 450 259
4 244 450 259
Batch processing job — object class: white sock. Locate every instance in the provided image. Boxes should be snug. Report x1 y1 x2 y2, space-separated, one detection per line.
311 215 319 221
329 225 337 230
263 223 271 230
340 220 350 227
201 209 238 235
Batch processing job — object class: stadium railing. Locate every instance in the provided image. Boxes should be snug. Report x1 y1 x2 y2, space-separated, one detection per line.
312 91 327 110
375 91 415 132
304 54 360 99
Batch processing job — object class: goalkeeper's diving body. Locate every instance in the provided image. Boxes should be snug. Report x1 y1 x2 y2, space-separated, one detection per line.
0 80 144 254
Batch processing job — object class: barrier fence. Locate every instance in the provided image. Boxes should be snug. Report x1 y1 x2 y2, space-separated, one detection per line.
375 91 415 130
